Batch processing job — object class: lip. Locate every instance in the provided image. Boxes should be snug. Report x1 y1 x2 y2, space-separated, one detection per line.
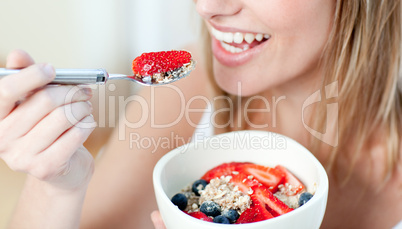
209 25 270 67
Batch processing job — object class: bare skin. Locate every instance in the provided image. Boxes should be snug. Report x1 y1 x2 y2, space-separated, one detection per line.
1 0 401 228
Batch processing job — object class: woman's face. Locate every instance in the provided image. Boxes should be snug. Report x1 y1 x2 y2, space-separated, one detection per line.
195 0 335 96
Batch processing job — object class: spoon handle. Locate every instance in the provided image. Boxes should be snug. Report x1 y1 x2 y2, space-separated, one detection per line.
0 68 108 85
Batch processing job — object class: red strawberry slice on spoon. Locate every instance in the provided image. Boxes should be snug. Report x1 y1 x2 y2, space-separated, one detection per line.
132 50 195 84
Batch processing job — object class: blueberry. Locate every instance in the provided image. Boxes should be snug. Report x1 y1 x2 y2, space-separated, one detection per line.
200 201 221 217
192 179 208 196
222 209 239 223
171 193 187 210
298 192 314 207
213 215 230 224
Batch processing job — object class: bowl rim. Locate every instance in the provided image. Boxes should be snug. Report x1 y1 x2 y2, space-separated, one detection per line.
153 130 329 228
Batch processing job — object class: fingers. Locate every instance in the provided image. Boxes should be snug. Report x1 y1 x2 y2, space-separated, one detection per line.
1 100 93 165
3 113 95 181
151 211 167 229
29 116 96 183
1 85 93 140
22 101 94 155
44 115 95 161
0 63 55 119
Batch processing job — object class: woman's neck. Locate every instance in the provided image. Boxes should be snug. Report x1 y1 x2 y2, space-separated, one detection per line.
241 68 324 148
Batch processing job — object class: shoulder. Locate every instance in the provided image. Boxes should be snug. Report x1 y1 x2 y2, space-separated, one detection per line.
362 133 402 187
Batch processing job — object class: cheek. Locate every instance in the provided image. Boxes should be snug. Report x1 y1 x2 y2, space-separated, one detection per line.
265 0 333 28
212 0 334 96
257 0 333 81
261 0 333 50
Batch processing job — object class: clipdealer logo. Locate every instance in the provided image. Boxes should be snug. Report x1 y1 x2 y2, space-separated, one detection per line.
61 81 339 148
302 81 338 147
176 131 288 154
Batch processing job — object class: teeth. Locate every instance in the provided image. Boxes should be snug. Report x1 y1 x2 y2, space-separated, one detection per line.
244 33 255 44
214 29 224 41
220 41 249 53
233 32 243 44
211 27 270 47
223 32 234 43
255 33 263 42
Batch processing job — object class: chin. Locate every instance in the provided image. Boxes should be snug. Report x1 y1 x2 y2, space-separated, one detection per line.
213 68 268 97
213 58 282 97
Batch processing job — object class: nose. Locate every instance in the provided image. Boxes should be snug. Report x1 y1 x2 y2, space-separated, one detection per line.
195 0 242 20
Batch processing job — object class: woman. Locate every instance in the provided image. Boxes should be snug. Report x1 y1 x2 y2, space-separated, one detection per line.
1 0 401 228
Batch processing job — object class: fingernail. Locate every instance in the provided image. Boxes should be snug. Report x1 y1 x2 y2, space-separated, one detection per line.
82 87 93 96
43 64 55 77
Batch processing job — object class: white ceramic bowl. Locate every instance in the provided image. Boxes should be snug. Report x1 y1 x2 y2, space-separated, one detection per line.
153 130 328 229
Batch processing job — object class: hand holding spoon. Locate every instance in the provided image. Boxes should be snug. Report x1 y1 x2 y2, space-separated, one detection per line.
0 50 195 86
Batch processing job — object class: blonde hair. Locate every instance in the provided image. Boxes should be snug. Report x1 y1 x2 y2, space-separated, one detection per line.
204 0 402 183
318 0 402 182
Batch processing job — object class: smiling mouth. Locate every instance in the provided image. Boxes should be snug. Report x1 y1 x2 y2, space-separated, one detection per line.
210 27 271 53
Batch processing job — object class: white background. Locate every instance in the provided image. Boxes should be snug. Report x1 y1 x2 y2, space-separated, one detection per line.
0 0 200 75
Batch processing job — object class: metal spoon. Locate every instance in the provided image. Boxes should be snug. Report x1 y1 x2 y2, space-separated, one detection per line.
0 61 195 86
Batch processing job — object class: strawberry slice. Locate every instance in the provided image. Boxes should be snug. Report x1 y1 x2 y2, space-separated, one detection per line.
275 165 305 195
235 201 274 224
251 185 294 217
201 162 250 182
228 172 260 194
132 50 192 77
186 211 213 222
237 164 285 192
